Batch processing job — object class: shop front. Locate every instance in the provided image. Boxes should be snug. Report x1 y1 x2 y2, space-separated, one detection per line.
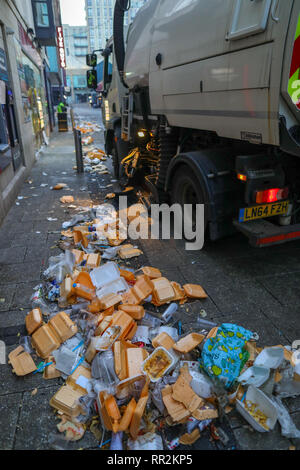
14 23 50 150
0 26 23 177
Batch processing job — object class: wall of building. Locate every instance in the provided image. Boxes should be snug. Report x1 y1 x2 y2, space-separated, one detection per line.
64 24 89 104
85 0 148 52
0 0 49 225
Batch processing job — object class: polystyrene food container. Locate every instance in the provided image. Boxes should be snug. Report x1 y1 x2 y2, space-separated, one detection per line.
142 347 175 383
90 262 120 289
236 385 278 432
254 347 284 369
238 365 270 387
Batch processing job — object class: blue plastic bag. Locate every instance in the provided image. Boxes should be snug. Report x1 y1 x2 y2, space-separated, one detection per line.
200 323 253 389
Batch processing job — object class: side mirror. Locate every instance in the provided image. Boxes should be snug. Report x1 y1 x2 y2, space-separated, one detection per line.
87 70 97 89
86 54 97 67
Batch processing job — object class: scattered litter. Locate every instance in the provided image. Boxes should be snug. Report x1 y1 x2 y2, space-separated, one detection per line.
10 182 300 451
60 196 75 204
57 418 86 441
52 183 67 190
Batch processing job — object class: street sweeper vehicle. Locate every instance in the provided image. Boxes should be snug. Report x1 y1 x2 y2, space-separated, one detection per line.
100 0 300 248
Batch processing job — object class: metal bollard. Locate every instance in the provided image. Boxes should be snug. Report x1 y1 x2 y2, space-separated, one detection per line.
73 128 84 174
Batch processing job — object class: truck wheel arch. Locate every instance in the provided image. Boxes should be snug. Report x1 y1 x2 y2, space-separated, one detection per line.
165 153 212 211
165 150 243 240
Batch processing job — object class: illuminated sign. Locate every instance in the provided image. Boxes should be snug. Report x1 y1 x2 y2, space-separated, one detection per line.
56 26 66 69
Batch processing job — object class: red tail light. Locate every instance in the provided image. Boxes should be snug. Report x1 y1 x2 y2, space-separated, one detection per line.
255 188 289 204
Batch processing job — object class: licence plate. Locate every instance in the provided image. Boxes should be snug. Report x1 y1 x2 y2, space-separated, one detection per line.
239 201 289 223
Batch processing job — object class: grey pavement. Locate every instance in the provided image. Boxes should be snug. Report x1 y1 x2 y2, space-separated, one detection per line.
0 103 299 450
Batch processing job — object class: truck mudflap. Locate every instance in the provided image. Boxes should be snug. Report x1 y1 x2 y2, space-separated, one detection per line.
233 218 300 247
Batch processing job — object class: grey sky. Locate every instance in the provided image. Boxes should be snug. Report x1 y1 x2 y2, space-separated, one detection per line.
60 0 86 26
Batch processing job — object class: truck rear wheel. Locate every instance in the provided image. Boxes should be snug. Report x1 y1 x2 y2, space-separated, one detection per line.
171 167 208 234
112 140 120 179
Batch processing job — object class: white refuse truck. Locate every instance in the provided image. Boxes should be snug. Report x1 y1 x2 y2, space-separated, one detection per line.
100 0 300 247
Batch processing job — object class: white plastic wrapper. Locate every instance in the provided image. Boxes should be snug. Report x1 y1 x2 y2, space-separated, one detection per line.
102 247 120 260
127 433 164 451
132 326 150 344
43 251 75 283
272 397 300 439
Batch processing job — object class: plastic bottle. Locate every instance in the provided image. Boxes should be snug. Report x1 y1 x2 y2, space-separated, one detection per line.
162 303 178 323
110 432 123 450
73 283 95 301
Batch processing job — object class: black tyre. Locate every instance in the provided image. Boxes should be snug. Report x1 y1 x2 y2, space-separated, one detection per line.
171 166 208 235
112 140 120 179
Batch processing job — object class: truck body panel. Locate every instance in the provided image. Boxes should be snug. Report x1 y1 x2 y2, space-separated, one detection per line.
124 0 299 148
105 0 300 247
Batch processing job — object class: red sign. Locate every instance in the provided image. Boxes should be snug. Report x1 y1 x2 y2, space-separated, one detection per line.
18 22 42 68
56 26 66 69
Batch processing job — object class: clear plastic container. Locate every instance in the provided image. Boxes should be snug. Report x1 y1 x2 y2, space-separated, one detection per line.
52 346 80 376
91 350 119 389
96 277 129 299
19 336 34 354
92 326 121 351
162 303 178 323
186 317 218 335
149 326 179 343
141 312 162 328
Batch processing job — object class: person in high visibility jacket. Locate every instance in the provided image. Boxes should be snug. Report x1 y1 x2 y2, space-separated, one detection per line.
57 102 67 113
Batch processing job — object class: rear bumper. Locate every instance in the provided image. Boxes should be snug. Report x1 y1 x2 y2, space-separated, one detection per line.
233 218 300 247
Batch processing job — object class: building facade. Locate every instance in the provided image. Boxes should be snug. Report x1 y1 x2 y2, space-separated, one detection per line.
85 0 148 52
63 24 89 104
0 0 64 225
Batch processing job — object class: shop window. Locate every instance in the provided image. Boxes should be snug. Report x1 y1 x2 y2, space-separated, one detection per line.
36 1 50 28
